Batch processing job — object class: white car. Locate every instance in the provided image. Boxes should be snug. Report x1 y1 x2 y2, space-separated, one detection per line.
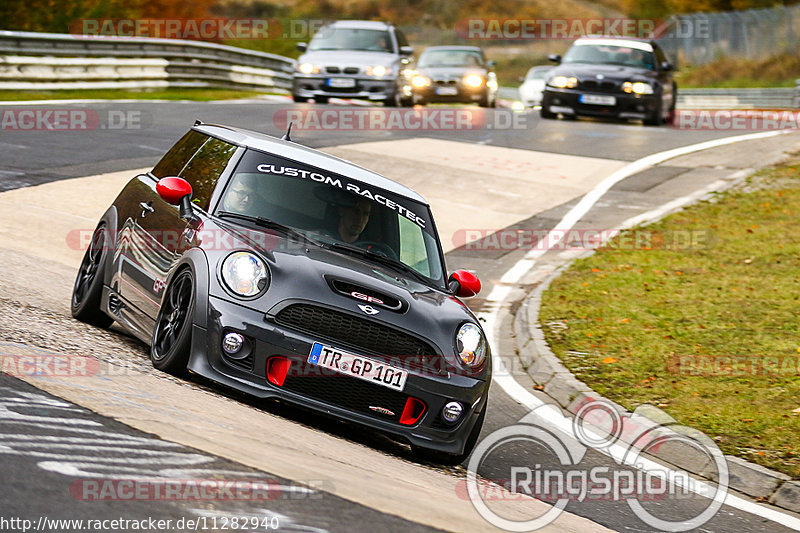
518 66 551 107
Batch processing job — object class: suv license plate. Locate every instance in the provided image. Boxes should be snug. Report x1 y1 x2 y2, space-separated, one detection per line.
579 94 616 105
308 342 408 391
327 78 356 88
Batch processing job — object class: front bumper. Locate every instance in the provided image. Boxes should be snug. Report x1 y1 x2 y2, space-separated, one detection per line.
542 87 658 120
187 296 489 454
412 84 489 104
293 75 396 101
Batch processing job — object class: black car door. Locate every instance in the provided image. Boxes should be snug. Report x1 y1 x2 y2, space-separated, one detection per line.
116 131 237 325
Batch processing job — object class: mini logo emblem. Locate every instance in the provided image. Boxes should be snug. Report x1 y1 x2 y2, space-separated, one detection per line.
369 406 395 416
358 304 380 315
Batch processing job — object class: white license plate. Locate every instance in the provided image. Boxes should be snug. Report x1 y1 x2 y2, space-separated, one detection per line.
436 87 458 96
327 77 356 88
308 342 408 391
579 94 616 105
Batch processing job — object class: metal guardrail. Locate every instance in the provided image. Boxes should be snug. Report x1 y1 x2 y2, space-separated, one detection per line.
677 87 798 109
0 30 295 92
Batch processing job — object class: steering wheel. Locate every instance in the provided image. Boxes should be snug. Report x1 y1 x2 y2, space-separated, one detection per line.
355 241 398 261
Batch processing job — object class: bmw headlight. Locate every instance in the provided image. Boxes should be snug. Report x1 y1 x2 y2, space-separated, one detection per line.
221 252 269 298
455 323 487 367
411 75 430 88
548 75 578 89
622 81 654 94
366 65 390 77
297 63 320 75
464 74 484 87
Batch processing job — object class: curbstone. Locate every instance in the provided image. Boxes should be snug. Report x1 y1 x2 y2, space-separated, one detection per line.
769 480 800 513
723 456 791 500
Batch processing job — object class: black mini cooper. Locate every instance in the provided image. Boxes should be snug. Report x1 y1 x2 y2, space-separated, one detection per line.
71 123 489 464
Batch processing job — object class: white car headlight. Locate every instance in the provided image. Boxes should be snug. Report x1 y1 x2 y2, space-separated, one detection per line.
297 63 319 75
464 74 484 87
456 323 487 367
366 65 390 77
221 252 269 298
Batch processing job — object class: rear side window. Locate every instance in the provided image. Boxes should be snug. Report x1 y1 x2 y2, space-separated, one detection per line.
180 138 238 211
394 29 409 48
152 130 207 178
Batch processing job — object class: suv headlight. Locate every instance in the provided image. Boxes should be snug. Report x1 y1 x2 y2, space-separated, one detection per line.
297 63 320 75
622 81 654 94
366 65 391 77
455 323 487 367
548 75 578 89
221 252 269 298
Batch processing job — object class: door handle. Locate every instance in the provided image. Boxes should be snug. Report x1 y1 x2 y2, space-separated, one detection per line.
139 202 154 217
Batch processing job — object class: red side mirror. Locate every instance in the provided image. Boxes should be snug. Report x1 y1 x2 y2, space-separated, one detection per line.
449 270 481 298
156 176 193 205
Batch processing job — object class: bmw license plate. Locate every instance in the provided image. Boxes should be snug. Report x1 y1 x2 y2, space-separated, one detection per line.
436 87 458 96
327 77 356 88
579 94 616 105
308 342 408 391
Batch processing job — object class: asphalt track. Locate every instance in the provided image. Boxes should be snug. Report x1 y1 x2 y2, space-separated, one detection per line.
2 99 800 532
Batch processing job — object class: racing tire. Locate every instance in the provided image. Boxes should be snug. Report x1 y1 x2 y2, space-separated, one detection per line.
71 224 114 328
292 95 307 103
412 408 486 466
665 86 677 125
313 96 329 104
150 268 195 376
644 96 665 126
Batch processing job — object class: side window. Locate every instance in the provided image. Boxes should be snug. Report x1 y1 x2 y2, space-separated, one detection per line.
654 45 667 67
152 130 207 178
180 138 238 211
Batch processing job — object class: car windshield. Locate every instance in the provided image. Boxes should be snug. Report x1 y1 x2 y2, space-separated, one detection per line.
418 50 484 68
526 68 550 80
216 149 446 287
308 28 393 52
563 43 656 70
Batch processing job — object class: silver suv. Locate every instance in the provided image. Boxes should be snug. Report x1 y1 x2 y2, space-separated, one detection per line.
292 20 414 106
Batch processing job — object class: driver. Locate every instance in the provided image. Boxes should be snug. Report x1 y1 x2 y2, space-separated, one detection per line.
222 175 264 215
336 197 372 243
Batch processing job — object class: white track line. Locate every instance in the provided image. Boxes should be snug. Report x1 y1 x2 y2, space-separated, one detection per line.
480 129 800 529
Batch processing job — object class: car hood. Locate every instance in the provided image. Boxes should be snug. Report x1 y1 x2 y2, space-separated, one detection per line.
550 63 657 83
298 50 400 68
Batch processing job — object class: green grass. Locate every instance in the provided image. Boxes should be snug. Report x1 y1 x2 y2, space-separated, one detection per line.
675 53 800 89
0 88 279 101
539 160 800 477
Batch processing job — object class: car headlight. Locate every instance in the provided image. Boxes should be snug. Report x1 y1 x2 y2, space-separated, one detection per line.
464 74 484 87
548 75 578 89
366 65 390 77
455 323 487 367
221 252 269 298
411 75 430 88
297 63 319 75
622 81 654 95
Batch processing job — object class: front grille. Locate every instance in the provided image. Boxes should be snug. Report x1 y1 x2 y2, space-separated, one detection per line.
325 66 341 74
580 80 619 93
275 304 436 358
433 79 458 86
343 67 359 74
282 372 410 423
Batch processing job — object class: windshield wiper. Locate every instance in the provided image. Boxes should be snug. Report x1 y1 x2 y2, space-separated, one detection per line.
330 242 431 285
216 211 318 245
